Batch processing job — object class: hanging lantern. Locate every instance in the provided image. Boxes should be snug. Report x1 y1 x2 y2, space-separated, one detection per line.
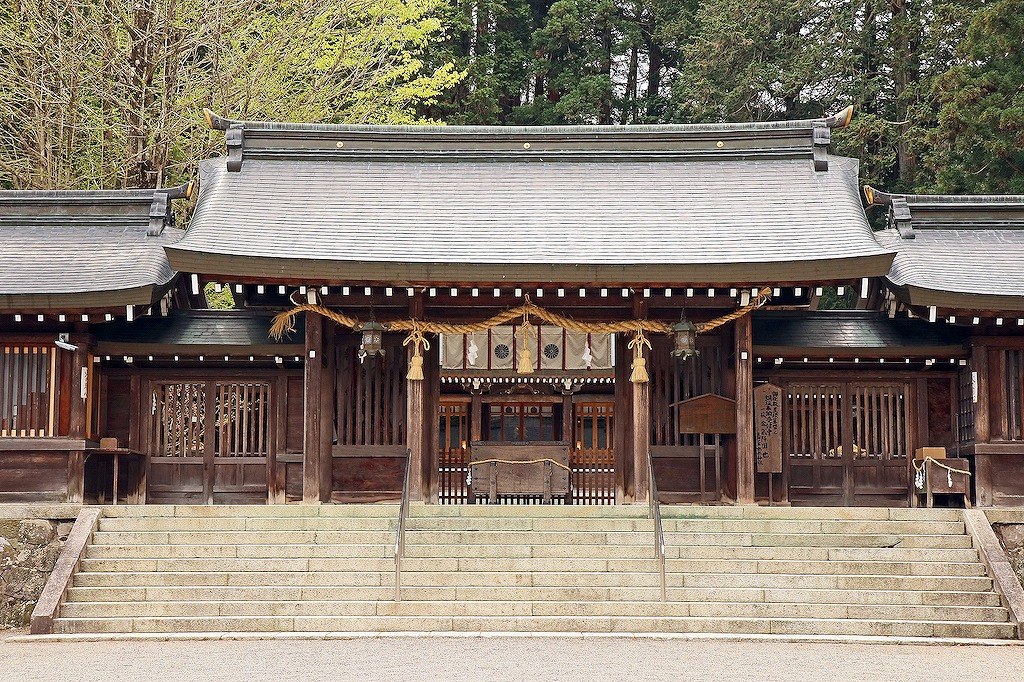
671 316 698 360
357 320 385 361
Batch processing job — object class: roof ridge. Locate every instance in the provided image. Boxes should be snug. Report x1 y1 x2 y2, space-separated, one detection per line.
203 108 854 173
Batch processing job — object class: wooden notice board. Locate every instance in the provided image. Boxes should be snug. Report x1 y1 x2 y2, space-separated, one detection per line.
675 393 737 435
754 383 783 473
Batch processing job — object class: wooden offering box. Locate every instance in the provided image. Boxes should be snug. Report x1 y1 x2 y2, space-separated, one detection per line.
913 457 971 508
469 441 570 503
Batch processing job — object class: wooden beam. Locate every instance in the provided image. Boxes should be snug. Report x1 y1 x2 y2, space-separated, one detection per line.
735 314 755 504
302 312 324 503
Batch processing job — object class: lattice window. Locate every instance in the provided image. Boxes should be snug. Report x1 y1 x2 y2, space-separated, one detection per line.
214 383 271 457
0 345 60 437
786 385 843 460
1005 350 1023 441
153 383 206 457
850 384 908 460
958 365 975 444
487 403 556 442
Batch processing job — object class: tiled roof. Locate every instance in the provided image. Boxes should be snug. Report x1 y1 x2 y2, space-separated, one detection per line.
867 189 1024 311
0 187 190 311
167 113 894 285
753 311 970 356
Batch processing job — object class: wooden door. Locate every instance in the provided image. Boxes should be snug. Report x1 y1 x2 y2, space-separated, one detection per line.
786 381 912 506
438 398 470 504
573 401 615 504
148 380 272 504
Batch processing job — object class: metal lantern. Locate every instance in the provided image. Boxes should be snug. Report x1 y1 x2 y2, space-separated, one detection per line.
357 320 385 360
671 317 698 360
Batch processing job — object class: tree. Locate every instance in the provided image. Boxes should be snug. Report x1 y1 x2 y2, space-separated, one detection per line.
0 0 460 191
923 0 1024 193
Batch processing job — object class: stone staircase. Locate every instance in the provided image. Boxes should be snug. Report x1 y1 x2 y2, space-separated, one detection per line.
52 505 1016 638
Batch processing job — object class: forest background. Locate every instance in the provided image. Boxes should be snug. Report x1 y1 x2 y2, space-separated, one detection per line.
1 0 1021 196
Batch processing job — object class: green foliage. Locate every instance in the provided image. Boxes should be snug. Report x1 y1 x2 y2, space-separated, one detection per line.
923 0 1024 193
204 284 235 310
0 0 461 191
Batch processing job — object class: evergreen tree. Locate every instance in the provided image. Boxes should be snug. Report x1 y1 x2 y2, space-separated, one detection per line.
924 0 1024 193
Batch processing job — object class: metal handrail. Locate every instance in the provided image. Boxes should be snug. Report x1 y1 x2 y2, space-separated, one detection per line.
394 448 412 602
647 451 667 602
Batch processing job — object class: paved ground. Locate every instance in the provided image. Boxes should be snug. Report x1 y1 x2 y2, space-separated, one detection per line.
5 629 1024 682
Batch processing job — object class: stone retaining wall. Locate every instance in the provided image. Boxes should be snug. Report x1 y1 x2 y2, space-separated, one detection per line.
994 523 1024 589
0 505 81 629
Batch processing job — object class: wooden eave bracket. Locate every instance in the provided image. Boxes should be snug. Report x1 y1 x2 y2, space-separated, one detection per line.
146 182 193 236
890 197 915 239
811 123 830 171
226 125 245 172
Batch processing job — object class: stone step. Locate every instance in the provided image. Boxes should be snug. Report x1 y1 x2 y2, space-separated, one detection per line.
94 504 964 522
89 529 977 549
82 541 981 564
75 556 989 577
70 568 995 591
57 598 1010 623
94 515 967 536
65 584 1005 607
399 543 981 562
50 614 1018 639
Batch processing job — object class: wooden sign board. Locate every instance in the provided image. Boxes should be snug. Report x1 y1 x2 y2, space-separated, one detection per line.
754 383 783 473
675 393 737 434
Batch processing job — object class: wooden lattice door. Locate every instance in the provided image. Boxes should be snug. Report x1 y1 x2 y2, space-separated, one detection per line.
149 380 272 504
786 381 912 506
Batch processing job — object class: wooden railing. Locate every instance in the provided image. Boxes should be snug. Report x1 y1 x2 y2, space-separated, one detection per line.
647 450 667 603
394 448 412 601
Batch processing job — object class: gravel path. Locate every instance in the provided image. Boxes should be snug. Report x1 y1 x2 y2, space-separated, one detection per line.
5 630 1024 682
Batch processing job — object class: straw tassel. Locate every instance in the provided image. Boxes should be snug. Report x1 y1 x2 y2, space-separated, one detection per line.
516 313 536 375
628 329 652 383
403 327 429 381
518 347 535 374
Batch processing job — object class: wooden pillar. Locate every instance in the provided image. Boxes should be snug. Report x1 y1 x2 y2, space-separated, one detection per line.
405 293 426 501
972 342 991 506
561 394 574 444
66 336 91 504
425 339 441 504
735 314 755 504
972 343 990 443
631 296 650 504
302 312 324 503
319 328 335 503
269 375 288 504
614 334 631 503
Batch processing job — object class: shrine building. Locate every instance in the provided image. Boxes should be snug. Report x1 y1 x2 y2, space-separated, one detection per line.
2 109 1023 510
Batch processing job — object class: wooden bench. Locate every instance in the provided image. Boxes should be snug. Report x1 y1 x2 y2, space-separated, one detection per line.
469 441 571 504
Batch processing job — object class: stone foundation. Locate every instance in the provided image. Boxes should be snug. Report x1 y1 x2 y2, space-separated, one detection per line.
1 517 74 628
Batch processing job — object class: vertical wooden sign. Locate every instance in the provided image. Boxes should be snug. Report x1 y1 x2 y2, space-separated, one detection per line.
754 383 783 473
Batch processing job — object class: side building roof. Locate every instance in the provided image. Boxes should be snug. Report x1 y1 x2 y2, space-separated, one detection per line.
0 185 192 312
866 188 1024 312
166 109 895 287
